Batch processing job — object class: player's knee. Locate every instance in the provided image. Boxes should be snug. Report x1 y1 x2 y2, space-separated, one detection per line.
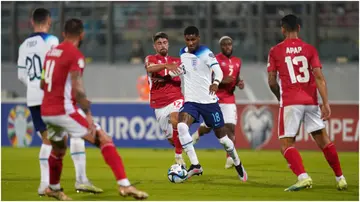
169 113 179 128
96 130 113 148
177 122 189 135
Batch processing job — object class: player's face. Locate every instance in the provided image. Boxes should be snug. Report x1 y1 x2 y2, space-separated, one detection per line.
78 31 85 48
184 34 200 52
153 38 169 56
220 39 233 57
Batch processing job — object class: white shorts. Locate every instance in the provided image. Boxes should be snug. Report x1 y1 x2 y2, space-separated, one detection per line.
42 109 101 141
154 99 184 139
219 103 237 125
278 105 325 139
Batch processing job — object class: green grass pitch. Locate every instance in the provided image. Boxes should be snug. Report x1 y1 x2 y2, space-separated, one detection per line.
1 147 359 201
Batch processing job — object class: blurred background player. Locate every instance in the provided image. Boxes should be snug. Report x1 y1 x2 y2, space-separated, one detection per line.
177 26 247 181
40 18 148 200
192 36 245 169
267 14 347 191
144 32 185 167
16 8 102 195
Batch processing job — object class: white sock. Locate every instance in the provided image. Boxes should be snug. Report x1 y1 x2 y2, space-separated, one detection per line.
298 173 310 181
178 122 199 165
117 179 131 187
49 183 61 190
175 153 182 159
219 136 240 166
39 144 52 185
336 175 345 182
70 138 89 184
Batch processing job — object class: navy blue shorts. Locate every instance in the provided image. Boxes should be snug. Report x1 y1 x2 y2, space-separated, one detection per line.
29 105 47 133
180 102 225 129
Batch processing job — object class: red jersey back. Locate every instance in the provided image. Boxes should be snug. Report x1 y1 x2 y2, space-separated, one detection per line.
216 53 241 104
41 41 86 116
145 54 183 108
267 38 322 107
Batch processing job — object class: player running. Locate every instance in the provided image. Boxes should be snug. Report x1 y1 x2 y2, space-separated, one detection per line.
145 32 185 167
267 14 347 191
176 26 247 181
40 18 148 200
17 8 102 195
191 36 245 169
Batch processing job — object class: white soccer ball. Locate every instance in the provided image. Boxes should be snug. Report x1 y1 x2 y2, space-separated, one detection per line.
167 164 188 183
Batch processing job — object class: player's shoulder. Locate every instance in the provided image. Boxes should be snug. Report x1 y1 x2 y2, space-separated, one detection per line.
168 55 180 62
145 54 157 63
59 42 84 58
232 56 242 63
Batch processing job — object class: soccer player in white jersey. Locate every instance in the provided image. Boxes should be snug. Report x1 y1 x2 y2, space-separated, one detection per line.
17 8 102 195
176 26 247 181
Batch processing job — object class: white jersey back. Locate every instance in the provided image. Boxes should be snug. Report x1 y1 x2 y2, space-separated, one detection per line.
180 45 219 104
17 32 59 106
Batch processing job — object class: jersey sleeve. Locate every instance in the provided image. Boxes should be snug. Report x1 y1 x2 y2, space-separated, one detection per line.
267 47 277 72
145 55 157 68
202 49 219 68
309 46 322 69
17 45 28 86
70 52 85 72
46 35 59 49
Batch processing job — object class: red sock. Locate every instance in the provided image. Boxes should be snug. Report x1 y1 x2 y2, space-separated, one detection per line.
49 151 63 185
283 147 306 176
172 129 182 155
101 143 127 180
322 143 343 177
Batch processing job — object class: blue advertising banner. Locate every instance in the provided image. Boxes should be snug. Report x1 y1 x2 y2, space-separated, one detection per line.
1 102 221 149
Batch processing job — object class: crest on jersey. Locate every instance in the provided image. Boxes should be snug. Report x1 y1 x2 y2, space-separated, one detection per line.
7 105 34 147
241 105 273 149
192 59 197 68
221 62 226 66
208 53 215 58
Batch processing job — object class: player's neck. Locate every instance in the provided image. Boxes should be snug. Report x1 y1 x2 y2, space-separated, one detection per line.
63 39 79 48
286 32 298 39
222 53 231 58
33 27 48 33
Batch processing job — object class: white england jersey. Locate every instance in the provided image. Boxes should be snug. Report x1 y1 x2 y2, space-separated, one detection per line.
180 45 219 104
17 32 59 106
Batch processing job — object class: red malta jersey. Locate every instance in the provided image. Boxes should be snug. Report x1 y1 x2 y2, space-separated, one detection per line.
41 41 86 116
267 38 322 107
216 53 242 104
145 54 183 108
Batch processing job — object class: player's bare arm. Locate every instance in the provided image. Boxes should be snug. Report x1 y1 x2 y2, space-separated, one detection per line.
268 71 280 101
145 61 179 73
70 71 91 113
313 67 331 120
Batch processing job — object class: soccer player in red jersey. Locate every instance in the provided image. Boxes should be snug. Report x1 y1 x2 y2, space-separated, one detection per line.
267 14 347 191
144 32 186 167
40 18 148 200
192 36 245 169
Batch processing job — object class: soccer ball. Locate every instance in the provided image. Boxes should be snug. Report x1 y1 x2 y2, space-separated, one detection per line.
167 164 188 183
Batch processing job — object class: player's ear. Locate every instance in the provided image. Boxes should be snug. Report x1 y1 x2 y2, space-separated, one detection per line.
80 32 85 40
62 32 66 39
297 24 301 32
30 19 35 27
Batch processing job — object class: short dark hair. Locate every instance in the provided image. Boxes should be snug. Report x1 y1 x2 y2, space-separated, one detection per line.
153 32 168 43
32 8 50 24
64 18 84 37
281 14 300 32
184 26 199 36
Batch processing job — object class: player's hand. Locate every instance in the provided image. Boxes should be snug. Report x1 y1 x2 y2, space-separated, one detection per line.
321 103 331 120
86 112 96 134
168 67 184 78
237 80 245 89
209 83 219 95
222 76 234 84
165 63 180 71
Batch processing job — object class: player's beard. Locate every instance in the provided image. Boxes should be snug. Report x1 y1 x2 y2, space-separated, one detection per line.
78 40 83 48
223 50 232 58
159 49 167 57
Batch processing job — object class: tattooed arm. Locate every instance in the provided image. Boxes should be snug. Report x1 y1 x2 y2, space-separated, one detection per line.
70 71 91 114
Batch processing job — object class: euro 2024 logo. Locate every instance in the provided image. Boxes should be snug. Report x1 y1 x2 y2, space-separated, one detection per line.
241 105 274 149
7 105 34 147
